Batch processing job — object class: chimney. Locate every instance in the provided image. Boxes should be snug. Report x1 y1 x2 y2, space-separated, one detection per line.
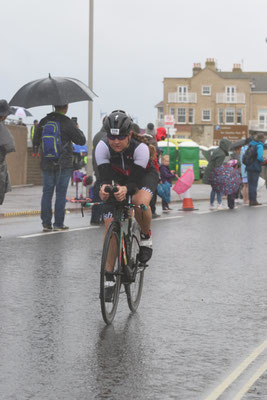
205 58 216 70
232 63 242 73
193 63 202 75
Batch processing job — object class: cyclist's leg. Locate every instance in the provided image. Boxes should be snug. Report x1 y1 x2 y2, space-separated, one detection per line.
102 200 119 274
132 189 152 235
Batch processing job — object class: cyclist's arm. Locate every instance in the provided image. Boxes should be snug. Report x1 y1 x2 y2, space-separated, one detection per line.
95 140 113 184
126 143 150 194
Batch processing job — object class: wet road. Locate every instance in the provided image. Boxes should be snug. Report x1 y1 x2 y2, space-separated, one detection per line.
0 204 267 399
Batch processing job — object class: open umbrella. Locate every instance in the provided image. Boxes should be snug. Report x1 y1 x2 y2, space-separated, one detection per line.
172 168 194 195
9 74 97 108
10 106 33 117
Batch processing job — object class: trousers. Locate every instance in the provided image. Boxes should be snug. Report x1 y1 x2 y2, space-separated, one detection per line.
41 168 72 227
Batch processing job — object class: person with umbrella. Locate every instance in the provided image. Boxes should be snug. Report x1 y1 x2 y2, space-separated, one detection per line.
33 104 86 232
0 100 16 238
10 74 95 231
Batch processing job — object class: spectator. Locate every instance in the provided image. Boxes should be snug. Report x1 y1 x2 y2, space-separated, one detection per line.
246 132 266 206
156 126 167 142
144 123 160 218
90 118 106 225
240 137 252 205
0 100 15 205
0 100 15 238
203 138 231 210
30 120 38 144
159 154 177 211
33 104 86 231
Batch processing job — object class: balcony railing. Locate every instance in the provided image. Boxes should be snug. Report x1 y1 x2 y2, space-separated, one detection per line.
168 92 197 103
216 93 245 104
249 120 267 131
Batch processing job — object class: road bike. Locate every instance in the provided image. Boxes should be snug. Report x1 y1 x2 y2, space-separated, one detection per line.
69 186 148 325
99 185 148 324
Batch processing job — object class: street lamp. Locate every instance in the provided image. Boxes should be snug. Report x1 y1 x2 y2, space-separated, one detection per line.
87 0 94 176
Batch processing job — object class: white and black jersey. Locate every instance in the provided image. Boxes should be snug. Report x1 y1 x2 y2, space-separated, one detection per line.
95 136 158 194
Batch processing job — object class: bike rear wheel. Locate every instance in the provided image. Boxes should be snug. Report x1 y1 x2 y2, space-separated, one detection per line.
100 222 121 324
125 227 144 312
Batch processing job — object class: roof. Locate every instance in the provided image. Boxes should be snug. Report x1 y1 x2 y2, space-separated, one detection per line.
155 101 164 108
218 71 267 92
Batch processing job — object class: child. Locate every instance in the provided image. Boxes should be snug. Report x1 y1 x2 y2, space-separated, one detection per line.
159 155 177 211
227 159 241 209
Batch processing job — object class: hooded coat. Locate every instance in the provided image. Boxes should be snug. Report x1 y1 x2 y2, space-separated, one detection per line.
0 122 15 204
202 138 231 184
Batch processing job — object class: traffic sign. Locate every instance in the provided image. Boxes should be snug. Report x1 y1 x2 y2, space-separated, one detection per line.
164 115 174 126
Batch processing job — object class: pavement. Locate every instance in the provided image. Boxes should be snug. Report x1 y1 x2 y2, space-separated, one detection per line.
0 183 213 218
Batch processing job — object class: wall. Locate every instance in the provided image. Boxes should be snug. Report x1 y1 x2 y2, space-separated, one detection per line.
5 124 28 185
191 125 213 146
27 148 42 185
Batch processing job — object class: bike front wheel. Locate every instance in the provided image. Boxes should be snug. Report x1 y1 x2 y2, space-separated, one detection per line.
100 222 121 324
125 226 144 312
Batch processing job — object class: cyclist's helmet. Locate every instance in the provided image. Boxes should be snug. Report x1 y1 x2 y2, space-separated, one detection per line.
104 110 132 138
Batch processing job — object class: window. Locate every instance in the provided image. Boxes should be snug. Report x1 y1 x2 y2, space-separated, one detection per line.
189 108 194 124
159 107 164 120
178 108 186 123
202 85 211 95
226 86 236 102
226 108 235 124
202 109 211 121
218 108 224 124
178 86 188 102
258 109 267 129
237 109 242 124
170 107 175 120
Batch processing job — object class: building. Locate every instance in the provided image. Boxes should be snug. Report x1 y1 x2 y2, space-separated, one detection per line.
156 58 267 145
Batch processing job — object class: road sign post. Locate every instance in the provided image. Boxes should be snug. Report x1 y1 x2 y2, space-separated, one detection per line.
164 115 174 155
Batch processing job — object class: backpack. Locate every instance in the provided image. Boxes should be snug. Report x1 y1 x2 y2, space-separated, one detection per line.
242 145 257 166
41 121 62 160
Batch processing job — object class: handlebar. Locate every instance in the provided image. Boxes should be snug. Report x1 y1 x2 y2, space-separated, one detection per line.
104 185 119 194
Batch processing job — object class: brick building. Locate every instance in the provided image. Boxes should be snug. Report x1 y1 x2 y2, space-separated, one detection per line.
156 58 267 146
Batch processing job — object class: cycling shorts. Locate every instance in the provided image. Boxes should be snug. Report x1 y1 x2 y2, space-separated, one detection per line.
102 167 159 220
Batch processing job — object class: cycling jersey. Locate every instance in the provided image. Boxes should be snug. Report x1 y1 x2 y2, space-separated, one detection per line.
95 136 158 194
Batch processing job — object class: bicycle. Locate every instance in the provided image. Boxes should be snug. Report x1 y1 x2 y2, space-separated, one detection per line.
99 185 148 324
68 186 148 325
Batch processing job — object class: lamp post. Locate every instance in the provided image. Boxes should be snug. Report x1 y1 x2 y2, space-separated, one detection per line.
87 0 94 176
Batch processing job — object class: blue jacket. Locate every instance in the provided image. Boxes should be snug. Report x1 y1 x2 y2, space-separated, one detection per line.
246 140 265 172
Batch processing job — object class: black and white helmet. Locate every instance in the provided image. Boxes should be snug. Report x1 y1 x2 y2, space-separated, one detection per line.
104 110 132 138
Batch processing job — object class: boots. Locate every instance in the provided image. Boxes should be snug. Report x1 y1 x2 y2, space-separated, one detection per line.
249 200 262 206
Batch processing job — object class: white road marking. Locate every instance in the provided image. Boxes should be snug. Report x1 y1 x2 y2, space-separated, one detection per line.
232 361 267 400
152 215 184 221
205 339 267 400
18 226 99 239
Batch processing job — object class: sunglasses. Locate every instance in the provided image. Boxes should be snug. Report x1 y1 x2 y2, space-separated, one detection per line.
108 135 127 141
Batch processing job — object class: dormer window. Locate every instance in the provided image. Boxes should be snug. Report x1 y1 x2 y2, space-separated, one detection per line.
202 85 211 95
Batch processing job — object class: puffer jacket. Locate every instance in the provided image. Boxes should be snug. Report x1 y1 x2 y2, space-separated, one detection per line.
202 138 231 184
33 112 86 171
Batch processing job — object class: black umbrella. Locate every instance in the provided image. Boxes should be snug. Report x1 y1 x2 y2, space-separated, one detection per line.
9 74 96 108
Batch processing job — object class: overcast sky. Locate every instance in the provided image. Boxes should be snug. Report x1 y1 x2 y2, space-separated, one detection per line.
2 0 267 136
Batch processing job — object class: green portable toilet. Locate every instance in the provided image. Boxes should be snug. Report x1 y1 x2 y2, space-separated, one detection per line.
178 141 200 180
157 140 178 172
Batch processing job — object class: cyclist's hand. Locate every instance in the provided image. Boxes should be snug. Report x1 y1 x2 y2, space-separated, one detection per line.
114 185 127 202
99 184 110 201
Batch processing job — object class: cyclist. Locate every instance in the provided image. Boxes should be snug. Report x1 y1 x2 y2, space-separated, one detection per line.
95 110 158 265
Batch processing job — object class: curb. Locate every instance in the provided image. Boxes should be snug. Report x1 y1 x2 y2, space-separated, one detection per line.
0 208 85 218
0 198 209 219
